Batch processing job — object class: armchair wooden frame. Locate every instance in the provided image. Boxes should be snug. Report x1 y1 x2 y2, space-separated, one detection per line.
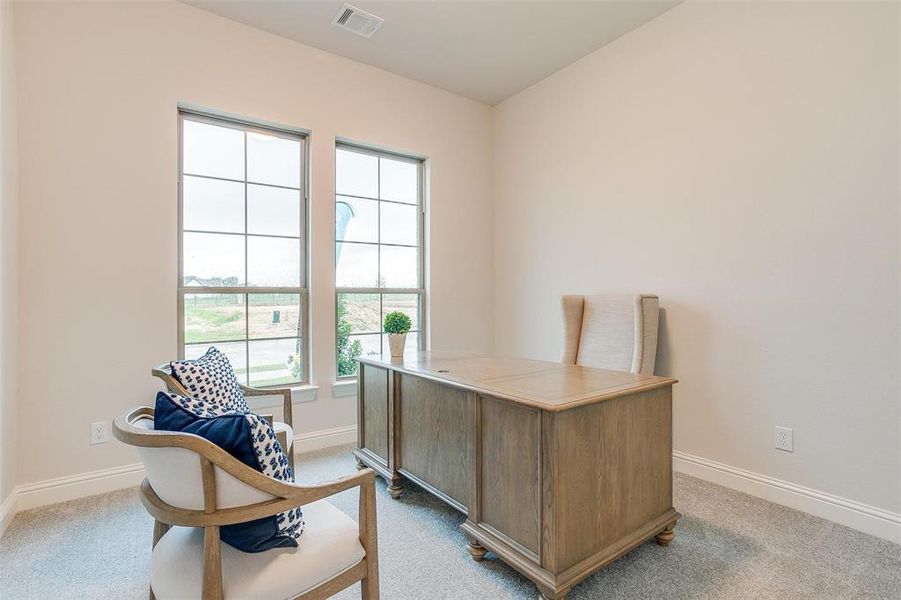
114 406 379 600
151 363 295 468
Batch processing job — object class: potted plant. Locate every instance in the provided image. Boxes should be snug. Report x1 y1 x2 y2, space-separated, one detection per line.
384 311 412 358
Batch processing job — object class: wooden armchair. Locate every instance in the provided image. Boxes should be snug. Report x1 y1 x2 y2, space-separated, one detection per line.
152 363 296 468
114 406 379 600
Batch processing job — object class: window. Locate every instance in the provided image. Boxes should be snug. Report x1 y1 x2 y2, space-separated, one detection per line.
178 111 308 386
335 144 425 377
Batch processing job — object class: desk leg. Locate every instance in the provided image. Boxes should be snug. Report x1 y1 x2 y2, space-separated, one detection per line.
352 449 403 498
387 477 404 499
655 523 676 547
466 540 487 562
538 586 569 600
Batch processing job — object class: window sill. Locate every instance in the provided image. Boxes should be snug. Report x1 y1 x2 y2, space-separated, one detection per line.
247 385 320 409
290 384 320 403
332 380 358 398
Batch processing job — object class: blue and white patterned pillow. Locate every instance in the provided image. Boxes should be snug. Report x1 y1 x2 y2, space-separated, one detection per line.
244 411 303 542
154 391 304 552
170 347 249 413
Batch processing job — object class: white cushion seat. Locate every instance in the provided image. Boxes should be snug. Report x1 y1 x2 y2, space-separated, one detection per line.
150 500 365 600
273 420 294 452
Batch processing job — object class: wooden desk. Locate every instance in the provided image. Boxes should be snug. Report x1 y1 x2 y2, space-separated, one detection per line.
353 352 679 599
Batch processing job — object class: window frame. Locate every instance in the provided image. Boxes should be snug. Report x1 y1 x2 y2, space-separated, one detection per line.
176 109 310 387
334 142 427 380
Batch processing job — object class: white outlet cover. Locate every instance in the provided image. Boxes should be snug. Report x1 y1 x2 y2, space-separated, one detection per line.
775 426 793 452
90 421 110 445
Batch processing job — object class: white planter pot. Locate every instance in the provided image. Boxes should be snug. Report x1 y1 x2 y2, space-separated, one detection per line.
388 333 407 357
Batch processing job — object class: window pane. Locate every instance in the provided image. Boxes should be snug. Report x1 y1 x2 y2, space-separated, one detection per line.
183 120 244 180
183 232 245 287
336 242 378 288
249 293 301 340
248 185 300 237
184 294 245 344
338 293 381 334
380 245 418 288
382 294 419 331
247 132 300 188
380 202 418 246
340 334 381 377
185 341 247 385
247 236 300 287
336 149 377 198
336 196 377 243
382 332 419 357
379 157 417 204
183 176 244 234
249 338 303 387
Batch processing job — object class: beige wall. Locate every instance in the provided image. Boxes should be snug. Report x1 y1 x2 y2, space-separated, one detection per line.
13 1 493 484
493 1 900 513
0 0 18 506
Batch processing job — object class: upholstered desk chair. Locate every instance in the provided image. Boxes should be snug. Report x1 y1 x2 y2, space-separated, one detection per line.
152 364 296 469
114 407 379 600
561 294 660 375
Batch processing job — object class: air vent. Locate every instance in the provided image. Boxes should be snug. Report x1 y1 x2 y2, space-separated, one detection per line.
331 3 385 39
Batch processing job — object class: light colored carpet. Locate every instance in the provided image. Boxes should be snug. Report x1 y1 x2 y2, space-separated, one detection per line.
1 444 898 599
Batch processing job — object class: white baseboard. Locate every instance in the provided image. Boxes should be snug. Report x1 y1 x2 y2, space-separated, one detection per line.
0 424 359 540
294 424 357 453
673 450 901 544
0 488 18 540
15 462 146 512
0 461 146 539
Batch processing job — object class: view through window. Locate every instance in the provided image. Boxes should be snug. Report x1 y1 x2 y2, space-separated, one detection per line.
335 144 425 377
178 112 308 386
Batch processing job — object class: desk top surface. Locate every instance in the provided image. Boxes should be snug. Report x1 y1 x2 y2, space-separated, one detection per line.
359 352 677 411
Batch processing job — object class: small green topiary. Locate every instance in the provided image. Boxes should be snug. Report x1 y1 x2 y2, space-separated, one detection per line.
384 311 412 335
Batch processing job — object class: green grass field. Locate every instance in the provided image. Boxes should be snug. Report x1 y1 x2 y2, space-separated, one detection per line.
184 292 418 383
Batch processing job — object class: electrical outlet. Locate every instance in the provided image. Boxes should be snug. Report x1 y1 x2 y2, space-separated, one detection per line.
775 426 793 452
90 421 110 445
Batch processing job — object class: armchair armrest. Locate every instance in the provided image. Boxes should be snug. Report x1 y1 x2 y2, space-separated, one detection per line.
240 384 293 429
287 469 376 507
141 468 378 528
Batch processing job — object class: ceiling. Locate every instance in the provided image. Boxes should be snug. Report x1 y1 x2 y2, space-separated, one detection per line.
181 1 680 105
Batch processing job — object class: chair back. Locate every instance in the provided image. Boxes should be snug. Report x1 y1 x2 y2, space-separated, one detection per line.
151 363 191 396
150 361 295 471
114 407 278 514
561 294 660 375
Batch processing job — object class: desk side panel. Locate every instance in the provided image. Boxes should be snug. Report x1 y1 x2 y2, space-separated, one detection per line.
398 374 470 508
480 396 542 556
361 363 389 462
552 386 673 572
